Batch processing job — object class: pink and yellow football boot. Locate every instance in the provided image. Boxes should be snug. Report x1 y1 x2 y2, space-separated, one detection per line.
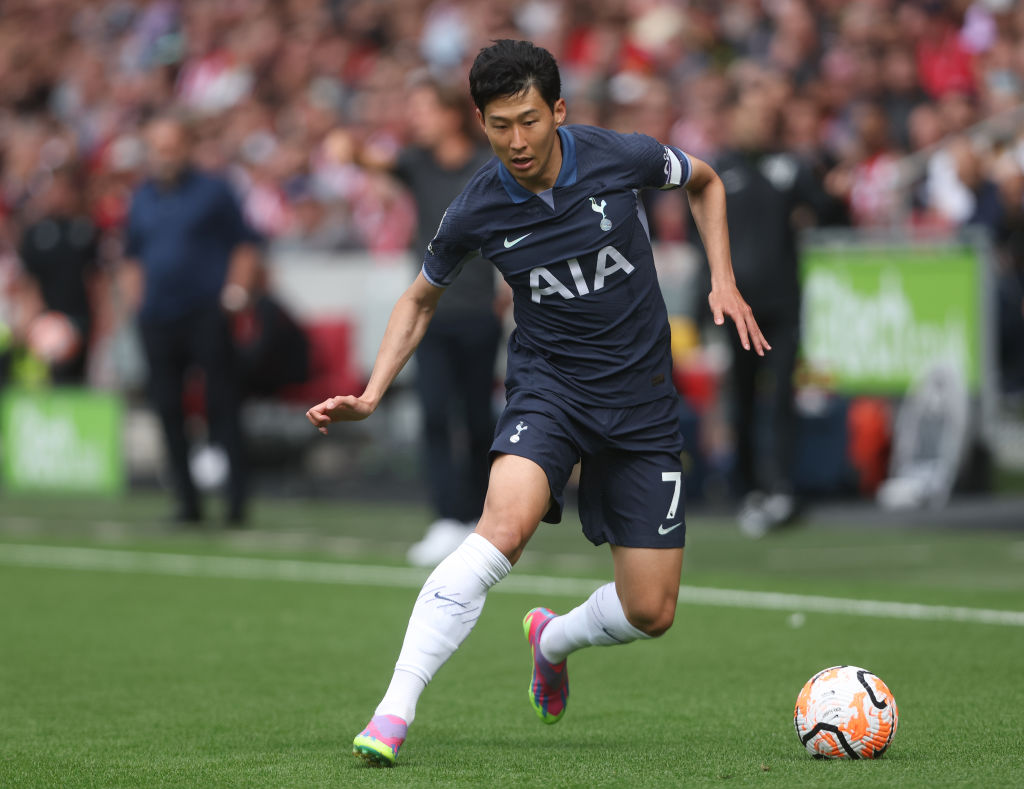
352 714 407 767
523 607 569 724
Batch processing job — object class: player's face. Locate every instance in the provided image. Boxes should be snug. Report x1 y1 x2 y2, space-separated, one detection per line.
477 86 567 193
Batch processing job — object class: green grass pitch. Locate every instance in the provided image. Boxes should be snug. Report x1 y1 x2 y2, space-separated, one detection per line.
1 494 1022 787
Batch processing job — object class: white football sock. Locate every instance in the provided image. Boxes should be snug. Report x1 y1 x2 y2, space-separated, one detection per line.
538 582 651 664
374 532 511 724
372 669 424 725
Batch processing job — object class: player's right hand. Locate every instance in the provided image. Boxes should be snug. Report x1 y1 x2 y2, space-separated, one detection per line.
306 395 376 434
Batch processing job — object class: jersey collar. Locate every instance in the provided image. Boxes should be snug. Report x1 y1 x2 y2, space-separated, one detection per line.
497 126 577 204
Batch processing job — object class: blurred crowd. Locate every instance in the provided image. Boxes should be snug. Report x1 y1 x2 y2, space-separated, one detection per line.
0 0 1023 388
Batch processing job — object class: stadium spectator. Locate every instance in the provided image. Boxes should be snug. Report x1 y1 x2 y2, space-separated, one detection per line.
913 0 977 99
881 45 931 151
123 115 260 526
928 135 1004 233
826 100 904 228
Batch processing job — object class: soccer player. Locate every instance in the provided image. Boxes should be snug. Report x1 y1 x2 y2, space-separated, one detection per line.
306 39 769 767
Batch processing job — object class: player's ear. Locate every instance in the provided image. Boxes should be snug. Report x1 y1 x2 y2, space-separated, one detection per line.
553 98 566 126
475 107 485 132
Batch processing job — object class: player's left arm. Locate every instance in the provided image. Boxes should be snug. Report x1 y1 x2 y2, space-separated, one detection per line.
684 156 771 356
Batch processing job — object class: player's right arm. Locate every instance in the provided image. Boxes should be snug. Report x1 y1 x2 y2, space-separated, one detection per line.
684 155 771 357
306 272 443 434
612 127 769 355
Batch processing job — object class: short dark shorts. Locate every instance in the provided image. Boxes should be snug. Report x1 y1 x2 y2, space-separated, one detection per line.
489 390 686 548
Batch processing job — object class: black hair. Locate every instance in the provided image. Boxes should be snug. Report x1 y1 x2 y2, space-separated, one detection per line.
469 39 561 114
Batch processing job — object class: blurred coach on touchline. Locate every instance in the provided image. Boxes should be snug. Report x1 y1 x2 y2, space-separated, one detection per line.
123 115 260 526
374 76 504 567
693 91 842 537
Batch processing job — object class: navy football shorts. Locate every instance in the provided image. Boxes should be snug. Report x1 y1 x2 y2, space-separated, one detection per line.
489 390 686 549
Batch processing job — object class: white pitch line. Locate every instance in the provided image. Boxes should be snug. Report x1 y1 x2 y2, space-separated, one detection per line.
1 544 1023 628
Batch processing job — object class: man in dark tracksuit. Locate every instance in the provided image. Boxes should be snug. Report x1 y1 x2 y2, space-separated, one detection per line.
125 116 261 525
17 167 99 384
693 93 840 535
390 78 504 565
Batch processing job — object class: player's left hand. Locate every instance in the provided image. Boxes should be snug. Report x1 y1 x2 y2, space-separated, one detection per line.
709 285 771 356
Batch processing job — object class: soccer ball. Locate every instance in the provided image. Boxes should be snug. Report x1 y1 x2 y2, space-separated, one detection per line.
794 665 898 759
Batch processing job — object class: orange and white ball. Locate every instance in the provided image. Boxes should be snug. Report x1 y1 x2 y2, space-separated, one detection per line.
794 665 898 759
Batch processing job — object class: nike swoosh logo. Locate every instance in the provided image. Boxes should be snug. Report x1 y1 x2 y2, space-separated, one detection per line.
504 233 531 248
434 591 469 608
658 522 682 535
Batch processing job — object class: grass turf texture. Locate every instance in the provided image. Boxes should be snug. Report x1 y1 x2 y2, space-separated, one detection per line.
1 494 1023 787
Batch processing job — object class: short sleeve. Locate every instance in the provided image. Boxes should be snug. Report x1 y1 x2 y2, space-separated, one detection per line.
620 132 692 191
421 206 480 288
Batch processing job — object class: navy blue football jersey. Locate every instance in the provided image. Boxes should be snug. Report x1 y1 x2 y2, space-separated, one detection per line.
422 124 691 406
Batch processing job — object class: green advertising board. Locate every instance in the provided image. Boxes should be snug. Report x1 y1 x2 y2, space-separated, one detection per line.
800 240 986 395
0 388 124 496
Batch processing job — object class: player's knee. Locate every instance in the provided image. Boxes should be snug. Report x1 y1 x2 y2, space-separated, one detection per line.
481 527 528 563
474 513 531 564
624 596 677 638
